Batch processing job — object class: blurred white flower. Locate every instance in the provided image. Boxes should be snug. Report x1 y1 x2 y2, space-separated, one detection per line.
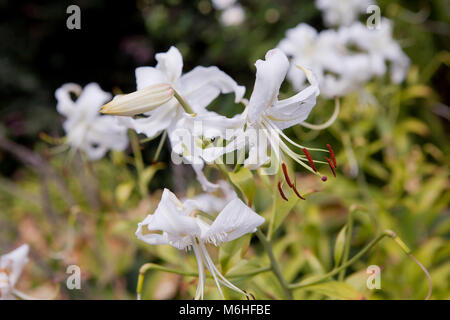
136 189 264 299
55 82 128 160
340 19 410 84
0 244 29 300
315 0 374 26
220 4 245 27
278 20 409 98
278 24 344 91
211 0 236 10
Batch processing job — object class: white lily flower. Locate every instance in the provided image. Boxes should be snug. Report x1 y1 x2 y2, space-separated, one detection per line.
119 46 245 138
115 46 245 191
240 49 333 184
0 244 29 300
136 189 264 299
315 0 374 27
55 82 129 160
168 110 246 191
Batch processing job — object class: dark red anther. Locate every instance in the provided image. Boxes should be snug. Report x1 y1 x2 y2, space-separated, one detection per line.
292 185 305 200
325 157 336 177
302 148 317 172
281 163 294 188
277 181 288 201
326 144 337 168
321 176 328 182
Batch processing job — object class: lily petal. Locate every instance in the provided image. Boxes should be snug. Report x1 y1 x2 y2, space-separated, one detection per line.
156 46 183 84
135 67 168 90
265 66 320 130
76 83 112 119
178 66 245 113
247 49 289 124
201 198 265 246
55 83 82 117
136 189 201 249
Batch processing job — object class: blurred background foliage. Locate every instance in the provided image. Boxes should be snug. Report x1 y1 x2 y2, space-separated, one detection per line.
0 0 448 299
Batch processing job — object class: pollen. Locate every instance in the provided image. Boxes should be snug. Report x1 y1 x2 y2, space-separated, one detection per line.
325 157 336 177
302 148 317 172
326 144 337 168
281 163 294 187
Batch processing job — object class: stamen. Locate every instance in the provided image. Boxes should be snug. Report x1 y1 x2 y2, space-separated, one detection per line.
292 185 305 200
277 181 289 201
302 148 317 172
326 144 337 168
321 176 328 182
325 157 336 177
281 163 294 188
243 290 256 300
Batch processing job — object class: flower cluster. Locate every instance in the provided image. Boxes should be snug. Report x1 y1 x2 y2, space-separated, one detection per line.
84 44 337 297
48 2 409 298
315 0 374 27
278 4 410 99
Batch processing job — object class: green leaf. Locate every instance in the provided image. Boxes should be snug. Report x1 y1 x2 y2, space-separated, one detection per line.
228 167 255 205
219 234 251 274
225 259 262 278
334 225 347 267
303 281 364 300
270 192 299 238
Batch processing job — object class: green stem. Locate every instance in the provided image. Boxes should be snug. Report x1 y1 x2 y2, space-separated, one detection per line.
338 206 356 281
153 130 167 162
289 231 394 290
267 170 283 241
136 263 270 299
173 89 194 114
255 229 293 300
129 130 146 197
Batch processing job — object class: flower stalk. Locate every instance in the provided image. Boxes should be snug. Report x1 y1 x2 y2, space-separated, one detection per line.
129 130 146 197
